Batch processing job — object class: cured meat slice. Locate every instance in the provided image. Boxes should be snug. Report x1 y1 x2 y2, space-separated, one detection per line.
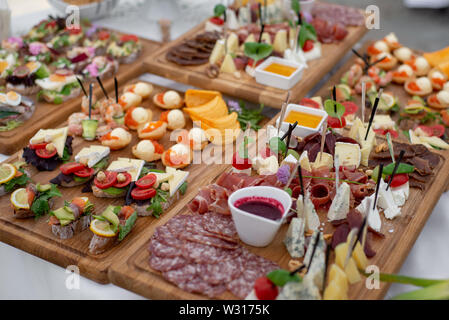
163 263 198 285
149 240 179 258
179 230 238 250
201 212 238 240
182 241 227 264
149 254 187 272
199 257 243 285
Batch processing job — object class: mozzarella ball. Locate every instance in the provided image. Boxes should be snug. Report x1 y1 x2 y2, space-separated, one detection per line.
163 90 181 107
110 127 131 140
416 77 432 92
373 40 389 53
394 47 413 62
126 82 153 99
132 107 151 123
437 91 449 105
415 56 430 75
119 92 142 110
136 139 155 154
167 109 186 130
171 143 190 155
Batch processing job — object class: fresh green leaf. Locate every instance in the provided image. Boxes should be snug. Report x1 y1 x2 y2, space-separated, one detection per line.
244 42 273 64
103 187 126 196
35 65 49 79
269 137 287 156
267 269 301 287
31 184 61 217
213 4 226 17
73 175 90 183
298 22 317 49
234 101 265 131
118 211 137 241
0 110 20 119
93 157 109 170
61 147 71 162
324 99 345 119
92 215 106 221
291 0 300 14
53 96 63 105
179 181 188 195
403 129 411 141
3 169 30 192
284 187 292 197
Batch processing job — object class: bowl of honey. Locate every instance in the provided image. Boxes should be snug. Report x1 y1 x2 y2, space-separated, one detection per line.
276 103 328 138
254 57 305 90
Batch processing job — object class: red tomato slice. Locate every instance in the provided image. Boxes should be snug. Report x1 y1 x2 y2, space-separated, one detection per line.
98 31 110 40
385 129 399 138
60 163 86 175
299 98 320 109
374 129 386 136
209 17 224 25
74 167 95 178
416 125 434 137
303 40 314 52
342 101 359 116
386 173 409 188
327 116 346 129
136 174 157 189
29 143 47 150
36 148 57 159
94 171 118 189
430 124 445 138
113 172 132 188
120 34 138 42
131 187 156 200
254 277 278 300
232 152 252 170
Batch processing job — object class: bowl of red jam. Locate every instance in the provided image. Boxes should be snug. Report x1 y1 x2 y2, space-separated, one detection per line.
228 186 292 247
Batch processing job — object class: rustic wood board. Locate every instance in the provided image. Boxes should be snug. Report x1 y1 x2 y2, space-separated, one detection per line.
0 78 232 284
0 38 161 155
143 17 368 109
109 114 449 300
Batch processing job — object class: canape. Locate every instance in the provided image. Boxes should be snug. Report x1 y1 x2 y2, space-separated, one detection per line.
428 90 449 109
161 143 192 169
11 183 61 219
392 64 414 84
124 106 153 130
137 120 167 140
153 90 183 109
100 127 132 150
49 197 94 239
24 41 52 63
428 68 448 90
6 61 49 95
406 56 431 76
0 162 30 197
106 34 142 64
23 127 73 171
118 91 142 110
393 47 414 62
367 40 390 56
370 52 397 70
383 32 401 50
36 69 81 104
50 146 110 187
132 140 164 162
404 77 433 96
123 82 153 99
88 205 137 254
160 109 186 130
82 56 118 80
0 91 35 130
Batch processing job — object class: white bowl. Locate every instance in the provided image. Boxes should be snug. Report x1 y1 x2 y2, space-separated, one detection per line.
228 186 292 247
275 103 328 138
254 57 305 90
48 0 118 21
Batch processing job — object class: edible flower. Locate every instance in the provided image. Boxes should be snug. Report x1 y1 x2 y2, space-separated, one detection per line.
29 42 44 55
86 63 99 77
277 165 291 185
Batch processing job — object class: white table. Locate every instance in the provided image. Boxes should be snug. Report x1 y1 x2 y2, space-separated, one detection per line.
1 0 448 300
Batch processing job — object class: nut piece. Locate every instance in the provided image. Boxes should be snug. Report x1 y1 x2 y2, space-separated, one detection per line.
375 142 388 153
117 173 126 183
97 171 106 182
161 182 169 191
79 157 89 166
205 64 219 79
46 143 55 152
288 259 302 272
365 169 373 176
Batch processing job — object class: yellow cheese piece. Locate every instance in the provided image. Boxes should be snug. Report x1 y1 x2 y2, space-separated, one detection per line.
226 33 239 53
260 32 271 45
323 279 348 300
334 242 349 269
108 158 144 181
220 53 237 74
344 258 361 284
335 241 362 283
273 29 287 53
352 241 368 270
328 264 349 293
299 151 312 172
152 172 173 185
209 39 225 65
334 142 361 168
310 96 323 109
311 152 333 169
166 167 189 197
30 127 68 158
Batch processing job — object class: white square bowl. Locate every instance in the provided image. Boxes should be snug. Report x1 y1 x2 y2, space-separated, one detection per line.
276 103 328 138
254 57 305 90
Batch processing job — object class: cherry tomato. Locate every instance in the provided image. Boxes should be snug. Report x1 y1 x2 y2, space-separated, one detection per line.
232 151 252 170
416 125 434 137
120 34 138 43
36 148 57 159
209 17 224 25
254 277 278 300
60 163 86 175
430 124 445 138
303 39 314 52
441 110 449 127
260 147 274 159
247 58 264 67
94 171 118 189
29 143 47 150
374 129 399 138
386 173 409 188
98 31 110 41
113 172 132 188
299 97 320 109
342 101 358 116
74 167 95 178
136 173 157 189
131 187 156 200
327 116 346 129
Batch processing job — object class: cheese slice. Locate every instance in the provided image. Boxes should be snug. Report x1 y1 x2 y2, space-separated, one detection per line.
327 182 350 221
356 194 381 232
75 145 110 167
226 33 239 53
108 158 144 181
273 30 287 53
209 39 225 65
334 142 361 168
151 172 173 185
304 191 320 231
166 167 189 197
220 53 237 74
299 151 312 172
30 127 68 158
312 152 333 169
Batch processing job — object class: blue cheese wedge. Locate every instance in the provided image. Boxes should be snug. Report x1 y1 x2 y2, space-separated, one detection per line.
378 179 401 219
276 275 321 300
334 142 361 168
75 145 110 168
304 231 326 289
303 191 320 231
327 182 350 221
356 194 382 232
391 181 409 207
283 217 305 258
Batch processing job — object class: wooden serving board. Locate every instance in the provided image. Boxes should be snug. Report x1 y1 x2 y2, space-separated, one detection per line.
0 78 231 284
108 115 449 300
0 38 161 155
143 16 368 109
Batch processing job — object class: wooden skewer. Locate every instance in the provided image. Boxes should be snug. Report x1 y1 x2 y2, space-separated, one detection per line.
277 91 291 135
319 122 327 162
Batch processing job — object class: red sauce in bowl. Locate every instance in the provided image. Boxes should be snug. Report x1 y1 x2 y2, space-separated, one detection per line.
234 196 284 221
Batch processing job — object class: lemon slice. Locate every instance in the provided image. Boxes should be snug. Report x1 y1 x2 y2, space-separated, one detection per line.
377 93 396 111
10 188 30 210
0 163 17 184
90 219 117 238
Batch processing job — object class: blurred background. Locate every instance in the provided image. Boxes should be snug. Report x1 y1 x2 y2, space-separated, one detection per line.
2 0 449 50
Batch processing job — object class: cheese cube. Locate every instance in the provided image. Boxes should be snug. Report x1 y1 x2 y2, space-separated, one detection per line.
334 142 361 168
312 152 333 169
273 30 287 53
328 264 349 293
352 241 368 270
209 39 225 65
220 53 237 74
323 280 348 300
344 258 361 284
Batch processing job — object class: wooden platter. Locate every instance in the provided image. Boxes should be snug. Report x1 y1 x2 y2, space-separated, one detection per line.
108 114 449 300
143 18 368 109
0 77 230 284
0 38 161 155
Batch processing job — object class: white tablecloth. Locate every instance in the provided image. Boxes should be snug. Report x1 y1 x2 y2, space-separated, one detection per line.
1 0 448 300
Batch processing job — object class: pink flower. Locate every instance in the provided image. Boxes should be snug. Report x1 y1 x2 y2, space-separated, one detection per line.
29 42 43 55
8 37 23 48
86 63 99 77
87 47 95 57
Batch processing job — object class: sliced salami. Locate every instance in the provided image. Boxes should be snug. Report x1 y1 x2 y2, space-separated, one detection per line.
163 263 198 286
201 211 238 240
179 230 238 250
149 254 187 272
149 240 180 258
